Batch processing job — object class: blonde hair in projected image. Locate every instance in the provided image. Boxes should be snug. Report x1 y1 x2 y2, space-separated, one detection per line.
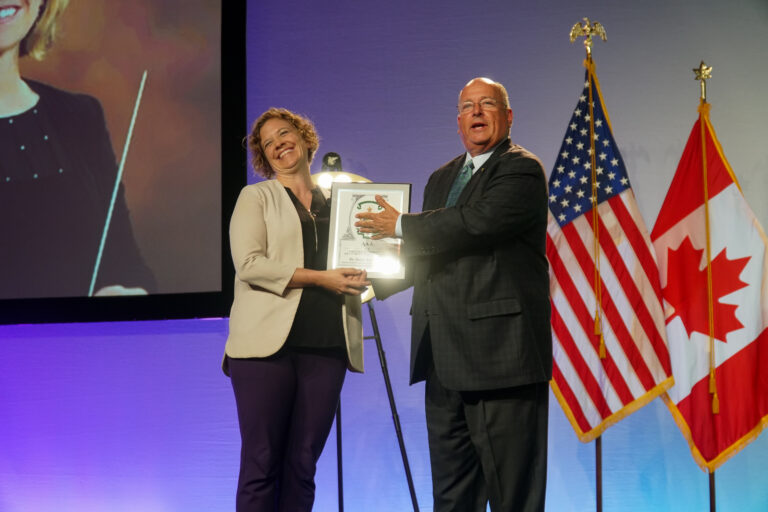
20 0 71 60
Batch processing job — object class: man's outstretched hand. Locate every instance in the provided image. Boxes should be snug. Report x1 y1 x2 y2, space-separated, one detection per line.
354 195 400 240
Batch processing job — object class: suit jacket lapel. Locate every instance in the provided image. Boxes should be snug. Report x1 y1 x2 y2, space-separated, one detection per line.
455 138 511 204
427 156 465 210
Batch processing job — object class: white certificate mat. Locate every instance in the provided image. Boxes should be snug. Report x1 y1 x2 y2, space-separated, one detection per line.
327 182 411 279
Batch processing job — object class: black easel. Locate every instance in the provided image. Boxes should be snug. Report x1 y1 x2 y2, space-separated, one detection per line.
335 300 420 512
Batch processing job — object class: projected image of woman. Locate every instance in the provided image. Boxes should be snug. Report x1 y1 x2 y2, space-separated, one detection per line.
224 108 368 511
0 0 155 298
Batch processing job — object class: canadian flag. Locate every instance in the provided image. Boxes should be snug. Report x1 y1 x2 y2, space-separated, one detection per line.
651 103 768 471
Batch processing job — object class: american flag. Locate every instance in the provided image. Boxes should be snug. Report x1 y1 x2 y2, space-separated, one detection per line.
546 67 673 441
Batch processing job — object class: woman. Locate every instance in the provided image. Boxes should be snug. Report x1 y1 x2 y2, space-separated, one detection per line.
225 108 369 511
0 0 154 298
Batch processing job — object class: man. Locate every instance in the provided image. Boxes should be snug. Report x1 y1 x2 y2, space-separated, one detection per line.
355 77 551 512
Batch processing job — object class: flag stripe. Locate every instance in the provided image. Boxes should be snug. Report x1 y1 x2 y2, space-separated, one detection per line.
551 302 613 420
598 198 672 378
560 217 654 400
551 283 624 415
611 192 664 304
549 242 626 416
547 231 635 406
560 222 657 395
552 361 593 434
612 193 673 378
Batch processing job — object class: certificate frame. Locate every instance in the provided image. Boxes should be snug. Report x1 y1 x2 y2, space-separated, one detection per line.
327 182 411 279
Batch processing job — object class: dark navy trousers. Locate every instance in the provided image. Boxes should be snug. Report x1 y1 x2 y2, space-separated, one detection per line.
228 349 346 512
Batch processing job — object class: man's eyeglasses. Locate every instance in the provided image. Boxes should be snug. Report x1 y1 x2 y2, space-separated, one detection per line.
458 98 503 115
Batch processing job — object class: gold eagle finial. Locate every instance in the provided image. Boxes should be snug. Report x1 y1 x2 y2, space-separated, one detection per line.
570 18 607 58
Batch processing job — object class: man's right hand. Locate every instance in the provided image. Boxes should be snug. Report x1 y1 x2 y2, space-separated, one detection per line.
354 195 400 239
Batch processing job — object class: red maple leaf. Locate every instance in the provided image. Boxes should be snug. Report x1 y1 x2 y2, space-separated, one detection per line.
663 237 750 342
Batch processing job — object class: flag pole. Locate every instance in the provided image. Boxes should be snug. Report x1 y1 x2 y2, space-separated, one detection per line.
693 60 717 512
570 19 607 512
595 435 603 512
570 17 608 361
693 61 719 416
586 54 604 360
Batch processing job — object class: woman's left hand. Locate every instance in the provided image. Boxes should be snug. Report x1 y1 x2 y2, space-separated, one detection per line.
317 268 370 295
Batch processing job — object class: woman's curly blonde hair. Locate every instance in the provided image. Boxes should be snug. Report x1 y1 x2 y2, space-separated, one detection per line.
246 108 319 179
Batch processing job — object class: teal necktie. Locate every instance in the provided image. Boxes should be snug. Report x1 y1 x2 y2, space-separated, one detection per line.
445 160 474 207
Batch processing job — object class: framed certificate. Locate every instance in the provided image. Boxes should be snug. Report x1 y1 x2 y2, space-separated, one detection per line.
327 182 411 279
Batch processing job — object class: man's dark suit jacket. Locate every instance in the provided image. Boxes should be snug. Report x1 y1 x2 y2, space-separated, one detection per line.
376 138 552 392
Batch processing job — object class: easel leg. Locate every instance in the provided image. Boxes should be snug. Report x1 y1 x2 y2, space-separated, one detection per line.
366 300 420 512
336 403 343 512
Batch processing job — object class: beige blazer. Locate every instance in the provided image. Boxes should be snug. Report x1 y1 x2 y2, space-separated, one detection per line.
224 180 364 373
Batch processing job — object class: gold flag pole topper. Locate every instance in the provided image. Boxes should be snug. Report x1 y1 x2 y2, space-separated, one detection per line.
570 18 608 359
569 18 607 61
694 61 712 104
694 61 719 415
